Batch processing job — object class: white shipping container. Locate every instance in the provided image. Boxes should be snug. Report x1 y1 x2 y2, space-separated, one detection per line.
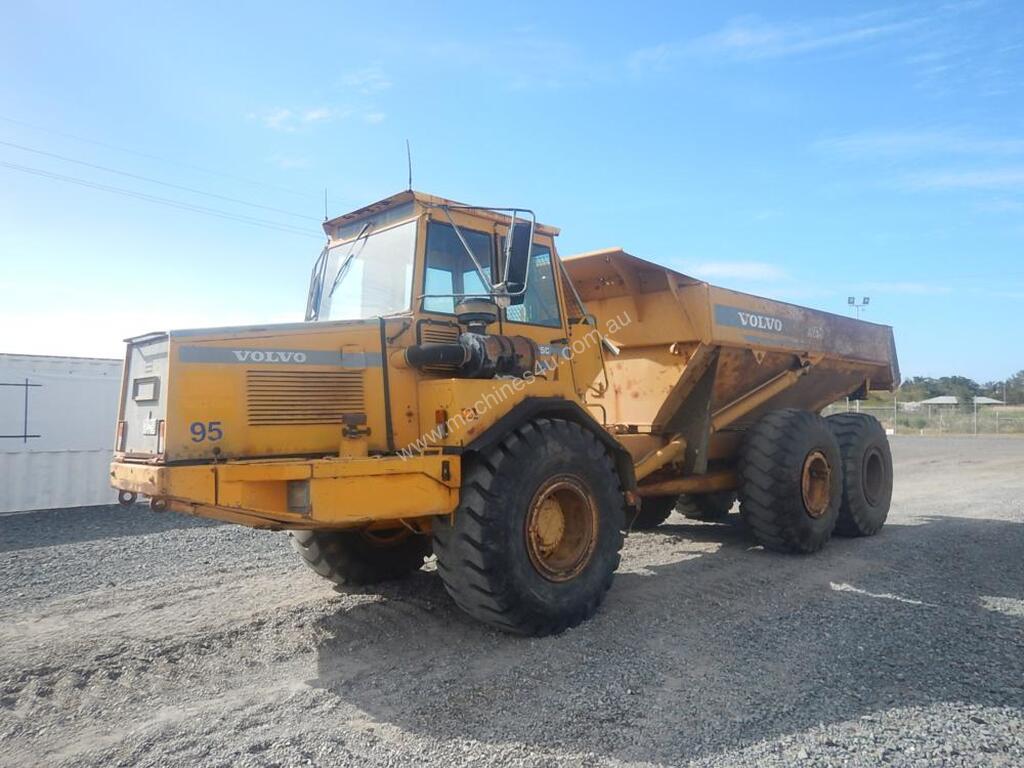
0 353 123 513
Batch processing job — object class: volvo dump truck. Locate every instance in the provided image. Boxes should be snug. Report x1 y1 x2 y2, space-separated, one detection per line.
111 190 899 636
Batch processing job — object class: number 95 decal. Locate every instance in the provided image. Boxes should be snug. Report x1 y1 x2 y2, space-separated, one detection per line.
190 421 224 442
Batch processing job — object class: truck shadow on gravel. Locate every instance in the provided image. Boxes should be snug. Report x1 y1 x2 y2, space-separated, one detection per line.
311 514 1024 763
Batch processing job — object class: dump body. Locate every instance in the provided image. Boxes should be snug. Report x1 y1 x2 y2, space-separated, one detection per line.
563 248 898 490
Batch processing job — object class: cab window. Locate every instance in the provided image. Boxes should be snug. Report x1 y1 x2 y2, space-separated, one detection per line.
422 221 493 314
505 243 562 328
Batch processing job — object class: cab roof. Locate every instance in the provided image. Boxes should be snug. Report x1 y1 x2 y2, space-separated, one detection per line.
322 190 561 238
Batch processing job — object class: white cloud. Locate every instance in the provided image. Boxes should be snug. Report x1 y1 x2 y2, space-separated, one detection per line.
249 104 385 132
428 31 598 90
904 168 1024 190
688 261 788 281
257 108 295 131
271 155 310 170
301 107 335 124
341 67 393 94
856 281 952 296
249 106 340 132
817 131 1024 157
975 198 1024 213
630 10 925 70
815 130 1024 197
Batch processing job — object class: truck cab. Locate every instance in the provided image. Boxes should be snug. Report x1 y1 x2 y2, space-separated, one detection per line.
111 191 609 528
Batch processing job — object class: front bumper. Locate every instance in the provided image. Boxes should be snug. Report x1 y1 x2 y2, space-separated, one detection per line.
110 454 460 530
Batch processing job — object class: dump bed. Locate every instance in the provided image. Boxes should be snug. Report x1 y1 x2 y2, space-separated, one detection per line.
563 248 899 440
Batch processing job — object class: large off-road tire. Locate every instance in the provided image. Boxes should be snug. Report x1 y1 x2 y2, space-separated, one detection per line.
433 418 625 636
676 491 737 521
627 495 678 530
826 413 893 537
739 409 842 554
288 529 431 586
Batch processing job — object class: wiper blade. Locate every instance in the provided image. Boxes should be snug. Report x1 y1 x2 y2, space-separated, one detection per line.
329 221 373 298
305 246 328 321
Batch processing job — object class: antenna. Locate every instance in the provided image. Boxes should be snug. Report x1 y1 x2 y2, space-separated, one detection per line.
323 187 328 221
406 139 413 191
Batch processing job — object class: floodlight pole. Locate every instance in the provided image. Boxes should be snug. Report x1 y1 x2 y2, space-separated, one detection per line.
847 296 870 319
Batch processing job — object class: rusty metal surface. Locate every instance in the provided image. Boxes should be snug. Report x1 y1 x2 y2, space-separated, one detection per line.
635 469 740 497
565 249 898 438
801 450 832 519
565 247 898 493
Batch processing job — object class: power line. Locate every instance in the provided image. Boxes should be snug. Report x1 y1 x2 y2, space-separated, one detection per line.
0 138 321 222
0 113 319 201
0 160 324 239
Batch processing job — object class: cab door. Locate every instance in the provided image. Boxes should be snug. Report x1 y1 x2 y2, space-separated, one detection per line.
501 237 589 395
416 216 496 353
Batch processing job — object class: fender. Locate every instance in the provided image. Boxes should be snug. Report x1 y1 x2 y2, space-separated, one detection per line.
461 396 637 492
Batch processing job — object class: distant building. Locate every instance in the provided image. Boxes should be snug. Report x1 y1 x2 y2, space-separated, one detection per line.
0 354 122 513
918 395 959 406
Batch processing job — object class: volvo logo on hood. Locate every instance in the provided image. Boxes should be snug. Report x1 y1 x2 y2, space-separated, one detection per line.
230 349 308 363
178 346 381 367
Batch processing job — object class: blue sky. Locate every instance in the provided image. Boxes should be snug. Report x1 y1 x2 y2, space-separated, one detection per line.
1 0 1022 382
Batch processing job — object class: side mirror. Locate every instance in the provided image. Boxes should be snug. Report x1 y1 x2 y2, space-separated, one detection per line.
504 221 532 306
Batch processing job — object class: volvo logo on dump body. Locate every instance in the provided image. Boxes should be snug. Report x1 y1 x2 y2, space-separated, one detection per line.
231 349 308 363
713 304 787 335
736 311 783 332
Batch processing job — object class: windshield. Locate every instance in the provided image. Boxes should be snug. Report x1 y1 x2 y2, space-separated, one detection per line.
314 218 417 321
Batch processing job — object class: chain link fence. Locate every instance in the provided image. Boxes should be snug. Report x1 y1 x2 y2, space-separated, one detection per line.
821 402 1024 435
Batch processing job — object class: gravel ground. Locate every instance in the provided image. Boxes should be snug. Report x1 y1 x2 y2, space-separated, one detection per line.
1 436 1022 767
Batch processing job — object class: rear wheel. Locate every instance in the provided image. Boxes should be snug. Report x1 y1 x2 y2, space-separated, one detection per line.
433 418 625 636
827 413 893 537
289 528 430 586
676 491 736 521
739 409 841 554
627 495 677 529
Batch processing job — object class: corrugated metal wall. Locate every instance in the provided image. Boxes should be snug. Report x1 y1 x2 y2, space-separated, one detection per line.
0 354 122 513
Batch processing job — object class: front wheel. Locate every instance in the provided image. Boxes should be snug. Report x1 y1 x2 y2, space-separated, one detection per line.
433 418 625 636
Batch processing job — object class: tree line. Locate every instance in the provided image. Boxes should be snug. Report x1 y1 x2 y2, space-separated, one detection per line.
879 370 1024 406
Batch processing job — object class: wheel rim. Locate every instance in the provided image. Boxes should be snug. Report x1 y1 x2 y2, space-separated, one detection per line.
801 450 832 519
862 447 885 506
525 476 598 582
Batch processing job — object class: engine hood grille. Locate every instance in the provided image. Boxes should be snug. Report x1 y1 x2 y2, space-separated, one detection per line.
246 369 365 426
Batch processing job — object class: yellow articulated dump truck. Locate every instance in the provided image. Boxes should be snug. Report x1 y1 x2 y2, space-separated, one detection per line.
111 190 899 635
